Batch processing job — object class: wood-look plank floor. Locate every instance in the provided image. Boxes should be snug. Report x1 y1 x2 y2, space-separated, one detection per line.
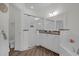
9 46 59 56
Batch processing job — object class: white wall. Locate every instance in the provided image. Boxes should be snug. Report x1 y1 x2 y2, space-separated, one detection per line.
0 4 9 56
14 7 22 50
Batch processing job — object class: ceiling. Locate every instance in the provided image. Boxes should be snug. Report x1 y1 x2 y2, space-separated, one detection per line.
24 3 79 18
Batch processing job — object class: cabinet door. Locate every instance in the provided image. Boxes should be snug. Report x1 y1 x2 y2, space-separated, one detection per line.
40 34 49 47
40 34 60 53
47 35 60 52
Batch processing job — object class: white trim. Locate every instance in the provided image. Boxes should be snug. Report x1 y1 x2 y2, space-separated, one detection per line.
60 44 78 56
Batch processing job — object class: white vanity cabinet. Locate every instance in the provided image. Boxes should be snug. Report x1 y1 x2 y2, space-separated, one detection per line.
47 35 60 53
39 33 60 53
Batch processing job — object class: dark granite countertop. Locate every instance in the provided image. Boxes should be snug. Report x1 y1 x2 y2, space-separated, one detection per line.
38 30 60 35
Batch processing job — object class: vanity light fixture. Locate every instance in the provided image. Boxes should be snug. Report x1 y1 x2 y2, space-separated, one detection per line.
53 11 59 16
48 11 59 17
49 13 54 17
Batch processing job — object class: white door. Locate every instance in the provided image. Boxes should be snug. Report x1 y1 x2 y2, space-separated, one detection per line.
0 4 9 56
